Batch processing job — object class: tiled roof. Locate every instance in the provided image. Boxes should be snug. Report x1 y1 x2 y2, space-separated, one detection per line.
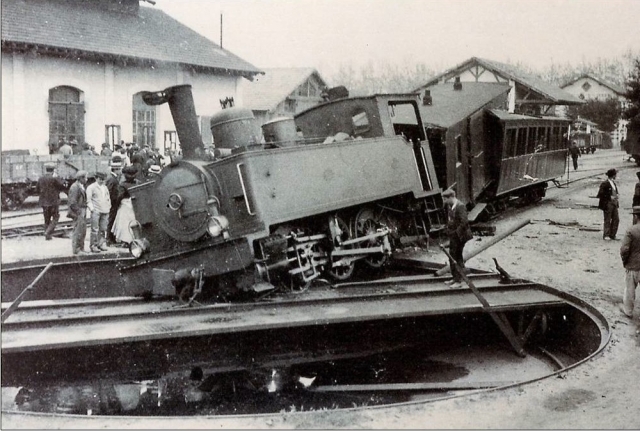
243 68 327 111
419 57 583 105
561 74 626 95
1 0 261 77
419 82 511 128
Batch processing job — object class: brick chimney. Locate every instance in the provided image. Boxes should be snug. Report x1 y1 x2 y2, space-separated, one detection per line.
453 76 462 91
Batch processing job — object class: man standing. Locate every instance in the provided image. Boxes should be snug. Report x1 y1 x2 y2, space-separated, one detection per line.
86 172 111 253
37 164 66 240
443 189 473 288
633 172 640 207
67 171 88 255
597 168 620 240
100 143 113 157
57 140 73 157
569 142 580 171
619 206 640 319
106 158 124 246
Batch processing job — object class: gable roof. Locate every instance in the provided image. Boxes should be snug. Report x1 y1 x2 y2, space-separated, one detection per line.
244 68 327 111
419 82 511 128
1 0 262 78
561 74 626 95
418 57 583 105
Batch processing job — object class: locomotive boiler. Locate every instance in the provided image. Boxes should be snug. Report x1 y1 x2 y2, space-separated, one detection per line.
121 85 443 300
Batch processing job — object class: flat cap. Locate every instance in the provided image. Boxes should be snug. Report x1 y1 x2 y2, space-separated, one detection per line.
442 189 456 197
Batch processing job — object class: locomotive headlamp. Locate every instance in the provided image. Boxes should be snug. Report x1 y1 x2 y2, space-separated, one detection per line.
207 215 229 238
129 238 151 258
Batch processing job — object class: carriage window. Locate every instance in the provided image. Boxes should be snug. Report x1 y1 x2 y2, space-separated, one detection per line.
526 127 537 154
537 127 548 151
505 129 517 158
560 127 569 148
516 128 527 156
352 110 370 135
550 127 559 150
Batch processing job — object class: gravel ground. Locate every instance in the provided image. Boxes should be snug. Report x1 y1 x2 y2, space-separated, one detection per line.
2 149 639 429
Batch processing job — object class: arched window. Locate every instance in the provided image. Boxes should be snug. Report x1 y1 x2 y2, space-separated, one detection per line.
132 92 156 147
49 86 85 147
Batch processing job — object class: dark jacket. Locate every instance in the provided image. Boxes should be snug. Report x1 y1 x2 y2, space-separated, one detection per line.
105 173 125 207
633 182 640 207
620 224 640 270
569 146 580 159
597 179 619 210
37 174 66 207
67 181 87 219
446 201 473 243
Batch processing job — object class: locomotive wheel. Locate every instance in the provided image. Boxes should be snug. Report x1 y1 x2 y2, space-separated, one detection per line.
327 216 355 280
353 207 388 268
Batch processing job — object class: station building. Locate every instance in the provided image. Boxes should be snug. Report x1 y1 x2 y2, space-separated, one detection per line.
1 0 261 154
560 74 629 147
415 57 583 117
242 68 328 126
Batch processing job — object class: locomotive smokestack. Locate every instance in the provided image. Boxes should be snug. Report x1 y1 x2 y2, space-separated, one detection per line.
141 85 205 159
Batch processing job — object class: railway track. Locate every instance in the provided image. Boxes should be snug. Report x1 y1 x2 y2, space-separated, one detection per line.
1 273 566 353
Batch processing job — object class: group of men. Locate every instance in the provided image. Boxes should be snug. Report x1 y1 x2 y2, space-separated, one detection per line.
50 137 99 157
596 168 640 321
37 159 143 255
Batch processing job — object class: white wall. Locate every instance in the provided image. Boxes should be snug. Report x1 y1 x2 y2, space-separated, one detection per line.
1 51 242 153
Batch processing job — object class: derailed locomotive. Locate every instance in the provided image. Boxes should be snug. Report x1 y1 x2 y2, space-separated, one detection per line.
122 85 443 299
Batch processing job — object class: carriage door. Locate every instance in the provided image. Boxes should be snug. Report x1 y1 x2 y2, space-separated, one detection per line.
49 86 85 147
467 113 488 200
388 102 433 191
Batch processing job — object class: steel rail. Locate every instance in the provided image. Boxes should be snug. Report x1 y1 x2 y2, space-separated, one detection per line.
1 274 540 328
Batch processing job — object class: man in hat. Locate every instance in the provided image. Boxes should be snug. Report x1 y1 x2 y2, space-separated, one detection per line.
86 172 111 252
106 157 124 246
619 206 640 319
81 143 94 156
442 189 473 288
148 165 162 177
70 137 81 155
597 168 620 240
100 143 113 157
569 142 580 171
37 164 66 240
68 170 89 255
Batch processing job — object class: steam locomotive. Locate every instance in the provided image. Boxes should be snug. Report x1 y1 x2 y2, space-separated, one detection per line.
121 85 443 300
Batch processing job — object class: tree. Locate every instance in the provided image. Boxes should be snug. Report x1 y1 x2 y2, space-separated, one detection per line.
566 98 622 132
622 58 640 136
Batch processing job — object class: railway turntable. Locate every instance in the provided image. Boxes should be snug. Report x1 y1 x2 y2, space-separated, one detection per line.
1 264 609 417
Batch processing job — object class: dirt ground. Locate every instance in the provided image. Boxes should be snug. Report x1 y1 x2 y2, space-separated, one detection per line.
2 149 639 429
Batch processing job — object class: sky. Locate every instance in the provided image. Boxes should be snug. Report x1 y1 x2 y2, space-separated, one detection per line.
155 0 640 78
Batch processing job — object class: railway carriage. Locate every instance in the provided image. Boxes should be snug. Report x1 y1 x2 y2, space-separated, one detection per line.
425 108 569 220
481 111 569 215
1 153 111 210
